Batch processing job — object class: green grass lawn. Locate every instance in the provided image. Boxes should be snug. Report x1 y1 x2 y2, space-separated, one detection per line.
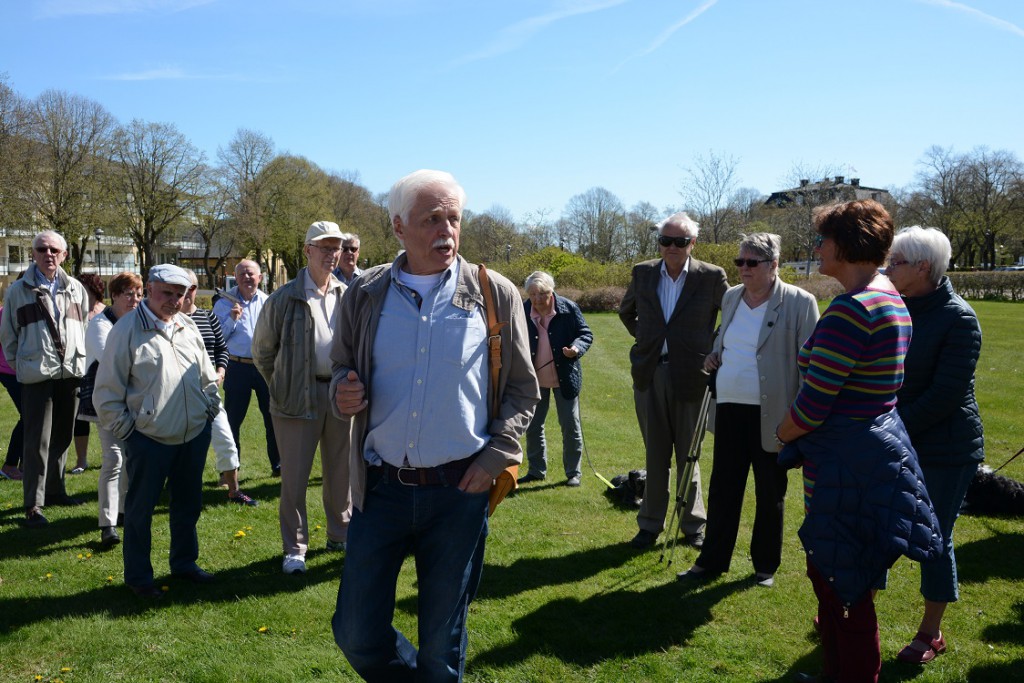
1 303 1022 682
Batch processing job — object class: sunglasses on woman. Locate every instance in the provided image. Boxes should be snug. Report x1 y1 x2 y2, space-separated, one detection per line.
658 235 693 248
734 258 770 268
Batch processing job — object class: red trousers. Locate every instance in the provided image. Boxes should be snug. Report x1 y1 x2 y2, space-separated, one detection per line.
807 559 881 683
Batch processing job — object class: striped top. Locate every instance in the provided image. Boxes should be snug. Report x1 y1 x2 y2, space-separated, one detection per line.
790 286 911 431
188 307 229 370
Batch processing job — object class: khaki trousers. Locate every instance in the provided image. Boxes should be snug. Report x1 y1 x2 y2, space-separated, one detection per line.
271 381 352 557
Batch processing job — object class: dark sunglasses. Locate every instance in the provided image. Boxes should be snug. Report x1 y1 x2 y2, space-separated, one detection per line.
734 258 770 268
341 246 359 253
35 246 62 255
814 234 826 248
658 235 693 248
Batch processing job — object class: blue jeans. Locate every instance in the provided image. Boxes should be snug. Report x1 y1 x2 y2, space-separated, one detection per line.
919 462 978 602
524 387 583 479
333 466 489 682
223 360 279 470
123 423 211 587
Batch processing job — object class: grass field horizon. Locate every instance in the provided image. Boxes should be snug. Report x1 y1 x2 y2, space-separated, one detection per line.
1 302 1022 682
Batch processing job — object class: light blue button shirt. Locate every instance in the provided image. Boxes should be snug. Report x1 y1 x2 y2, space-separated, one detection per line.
363 259 489 468
213 288 266 358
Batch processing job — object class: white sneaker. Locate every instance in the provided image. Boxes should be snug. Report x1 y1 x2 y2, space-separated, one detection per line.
282 555 306 575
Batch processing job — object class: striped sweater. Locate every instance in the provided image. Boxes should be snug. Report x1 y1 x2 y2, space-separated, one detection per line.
188 307 229 371
790 286 911 431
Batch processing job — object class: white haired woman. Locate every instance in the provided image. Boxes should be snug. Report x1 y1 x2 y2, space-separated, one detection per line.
518 271 593 487
678 233 818 587
887 226 984 664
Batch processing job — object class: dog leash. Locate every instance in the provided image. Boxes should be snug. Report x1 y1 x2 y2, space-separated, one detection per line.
992 444 1024 474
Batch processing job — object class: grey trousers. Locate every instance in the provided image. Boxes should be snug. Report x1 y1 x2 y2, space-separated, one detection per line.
634 363 706 536
21 377 79 509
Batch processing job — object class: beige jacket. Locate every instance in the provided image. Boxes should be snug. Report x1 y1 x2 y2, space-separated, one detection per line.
713 278 819 451
94 304 221 445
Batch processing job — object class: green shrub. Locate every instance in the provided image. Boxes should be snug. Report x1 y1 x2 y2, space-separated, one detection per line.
949 271 1024 301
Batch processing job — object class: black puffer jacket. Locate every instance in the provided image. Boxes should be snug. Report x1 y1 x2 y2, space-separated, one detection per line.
779 409 943 605
524 294 593 400
897 277 984 468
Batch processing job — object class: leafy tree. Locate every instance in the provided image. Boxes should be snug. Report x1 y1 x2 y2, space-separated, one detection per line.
24 89 117 274
260 154 332 283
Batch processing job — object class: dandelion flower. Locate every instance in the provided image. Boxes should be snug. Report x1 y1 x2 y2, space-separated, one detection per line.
61 667 72 672
161 585 169 592
106 576 114 582
258 626 269 634
45 573 52 579
77 553 83 559
234 530 246 538
34 676 42 681
85 553 92 558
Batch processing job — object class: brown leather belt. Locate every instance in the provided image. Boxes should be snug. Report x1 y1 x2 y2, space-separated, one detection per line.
376 455 477 487
228 355 254 364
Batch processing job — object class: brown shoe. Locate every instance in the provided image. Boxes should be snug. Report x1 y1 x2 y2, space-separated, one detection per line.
897 630 947 664
1 465 23 481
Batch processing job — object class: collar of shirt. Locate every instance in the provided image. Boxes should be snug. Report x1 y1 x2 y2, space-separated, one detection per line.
302 269 343 297
141 300 181 333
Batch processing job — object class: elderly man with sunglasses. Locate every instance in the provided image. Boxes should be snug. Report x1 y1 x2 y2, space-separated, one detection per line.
332 233 363 286
619 213 728 550
1 230 90 528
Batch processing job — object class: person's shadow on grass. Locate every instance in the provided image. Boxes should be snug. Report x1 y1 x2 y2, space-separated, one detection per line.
0 554 341 635
469 574 749 668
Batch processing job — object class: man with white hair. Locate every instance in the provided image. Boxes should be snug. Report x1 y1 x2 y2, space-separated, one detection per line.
0 230 89 528
332 232 363 286
254 220 353 575
330 170 539 681
214 259 280 477
619 212 728 550
94 264 221 598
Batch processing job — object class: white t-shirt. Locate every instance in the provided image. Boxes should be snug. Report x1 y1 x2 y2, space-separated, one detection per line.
715 298 767 405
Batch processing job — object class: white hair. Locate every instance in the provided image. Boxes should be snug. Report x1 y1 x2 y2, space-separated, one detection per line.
340 233 360 247
524 270 555 294
33 230 67 252
388 169 466 226
656 212 700 238
892 226 952 286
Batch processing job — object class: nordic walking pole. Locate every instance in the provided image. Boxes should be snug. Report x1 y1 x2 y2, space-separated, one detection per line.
659 387 712 567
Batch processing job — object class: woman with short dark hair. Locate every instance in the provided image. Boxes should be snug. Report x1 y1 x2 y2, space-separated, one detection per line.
776 200 943 683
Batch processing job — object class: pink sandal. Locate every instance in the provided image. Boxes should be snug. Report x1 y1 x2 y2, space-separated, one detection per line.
897 630 946 664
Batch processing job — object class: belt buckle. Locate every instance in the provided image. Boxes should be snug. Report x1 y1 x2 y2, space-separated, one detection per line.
396 467 420 486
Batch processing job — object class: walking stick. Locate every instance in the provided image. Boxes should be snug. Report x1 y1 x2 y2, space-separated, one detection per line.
659 387 712 567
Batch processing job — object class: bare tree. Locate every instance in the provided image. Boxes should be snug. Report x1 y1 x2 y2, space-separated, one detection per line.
623 200 661 261
561 187 626 263
23 90 116 273
190 166 234 288
679 150 740 244
109 119 205 279
218 128 275 261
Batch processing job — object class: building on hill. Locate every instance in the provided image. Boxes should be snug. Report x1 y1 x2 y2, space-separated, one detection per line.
764 176 891 208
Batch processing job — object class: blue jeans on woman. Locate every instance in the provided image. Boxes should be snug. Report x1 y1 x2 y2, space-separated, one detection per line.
524 387 582 480
333 466 489 682
919 462 978 602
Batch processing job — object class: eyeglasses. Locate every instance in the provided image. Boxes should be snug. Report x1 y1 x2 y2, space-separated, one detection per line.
119 290 143 299
813 235 827 249
734 258 770 268
888 260 911 268
658 235 694 248
310 244 342 255
341 246 359 254
34 246 62 255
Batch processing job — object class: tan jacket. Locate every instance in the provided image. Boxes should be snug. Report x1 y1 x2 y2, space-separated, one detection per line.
330 255 540 511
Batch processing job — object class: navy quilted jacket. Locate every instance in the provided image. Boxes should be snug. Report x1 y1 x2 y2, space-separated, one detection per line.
524 294 593 400
779 408 943 605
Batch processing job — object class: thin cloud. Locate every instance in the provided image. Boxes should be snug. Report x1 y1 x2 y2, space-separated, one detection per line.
613 0 720 72
34 0 216 19
916 0 1024 38
453 0 631 66
102 66 261 82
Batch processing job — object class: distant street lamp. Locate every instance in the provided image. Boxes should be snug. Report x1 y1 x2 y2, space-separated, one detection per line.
505 244 512 263
94 227 104 275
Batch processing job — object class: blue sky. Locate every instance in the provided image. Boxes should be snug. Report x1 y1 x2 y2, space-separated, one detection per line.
2 0 1023 221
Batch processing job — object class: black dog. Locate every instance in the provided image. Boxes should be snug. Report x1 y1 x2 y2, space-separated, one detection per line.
605 469 646 509
963 465 1024 516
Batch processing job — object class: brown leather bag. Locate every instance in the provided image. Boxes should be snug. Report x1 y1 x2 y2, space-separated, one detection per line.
478 264 518 516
